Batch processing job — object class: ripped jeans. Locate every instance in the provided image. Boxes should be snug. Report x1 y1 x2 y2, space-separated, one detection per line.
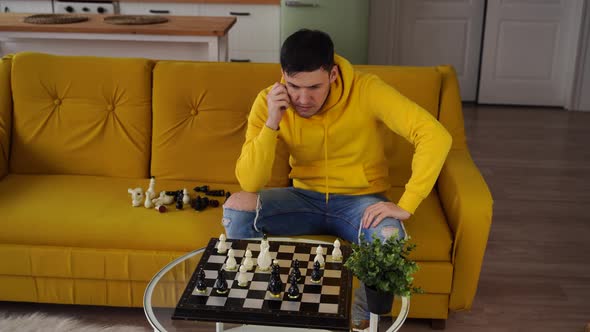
222 187 406 323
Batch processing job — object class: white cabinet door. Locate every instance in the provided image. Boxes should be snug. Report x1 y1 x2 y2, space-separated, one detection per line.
202 4 280 63
118 2 200 16
1 0 52 13
478 0 584 106
395 0 485 101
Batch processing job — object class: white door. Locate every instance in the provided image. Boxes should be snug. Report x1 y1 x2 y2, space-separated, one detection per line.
395 0 485 101
478 0 584 106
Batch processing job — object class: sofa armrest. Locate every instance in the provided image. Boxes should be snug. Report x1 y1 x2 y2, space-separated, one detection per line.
437 149 493 311
0 55 13 180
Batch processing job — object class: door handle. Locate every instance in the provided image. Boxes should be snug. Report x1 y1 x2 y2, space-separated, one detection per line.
229 12 251 16
149 9 170 14
285 0 319 8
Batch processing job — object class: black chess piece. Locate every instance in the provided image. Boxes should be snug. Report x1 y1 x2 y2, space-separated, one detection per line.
194 185 209 193
268 262 283 297
195 268 207 293
214 269 229 294
287 274 300 299
209 199 219 207
206 189 225 197
192 196 203 211
291 259 302 281
311 260 322 284
176 192 184 210
224 191 231 203
202 196 210 209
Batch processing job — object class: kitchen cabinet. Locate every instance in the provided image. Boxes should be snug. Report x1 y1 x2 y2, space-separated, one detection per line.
118 2 201 16
0 0 53 13
201 4 279 63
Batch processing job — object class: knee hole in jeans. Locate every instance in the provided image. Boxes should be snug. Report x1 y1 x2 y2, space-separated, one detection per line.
381 226 400 239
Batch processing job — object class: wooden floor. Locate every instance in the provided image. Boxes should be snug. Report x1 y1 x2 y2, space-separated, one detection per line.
1 104 589 331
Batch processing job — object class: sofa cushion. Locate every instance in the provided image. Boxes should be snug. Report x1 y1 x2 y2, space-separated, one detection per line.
9 53 153 178
151 61 290 187
0 174 451 262
0 174 234 252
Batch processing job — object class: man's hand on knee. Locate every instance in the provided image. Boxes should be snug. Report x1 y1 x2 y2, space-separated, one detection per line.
361 202 411 229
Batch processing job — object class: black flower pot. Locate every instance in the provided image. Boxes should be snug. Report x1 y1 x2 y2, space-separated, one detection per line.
365 284 394 314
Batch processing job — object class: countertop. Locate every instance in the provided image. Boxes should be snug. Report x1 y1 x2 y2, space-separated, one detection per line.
0 13 236 36
118 0 280 4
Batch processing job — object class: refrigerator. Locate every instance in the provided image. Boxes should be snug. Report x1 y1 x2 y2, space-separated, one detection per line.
280 0 369 64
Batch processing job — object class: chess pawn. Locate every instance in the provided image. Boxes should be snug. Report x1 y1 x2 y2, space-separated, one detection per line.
214 269 229 294
217 234 228 254
195 268 207 294
146 176 156 200
291 259 302 281
237 264 249 287
182 188 190 205
268 261 283 297
225 249 237 271
314 245 325 267
331 239 343 261
311 260 322 284
287 274 300 299
243 249 254 271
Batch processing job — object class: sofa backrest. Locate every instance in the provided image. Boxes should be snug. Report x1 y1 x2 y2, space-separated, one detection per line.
151 61 291 187
9 52 153 178
152 61 447 188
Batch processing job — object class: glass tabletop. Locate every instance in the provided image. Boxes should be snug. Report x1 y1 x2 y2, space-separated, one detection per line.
143 237 409 332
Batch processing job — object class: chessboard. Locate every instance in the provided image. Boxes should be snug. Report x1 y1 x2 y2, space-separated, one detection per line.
172 237 352 331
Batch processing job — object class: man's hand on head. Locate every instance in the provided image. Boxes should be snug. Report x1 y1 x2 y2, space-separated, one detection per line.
361 201 411 229
265 82 290 130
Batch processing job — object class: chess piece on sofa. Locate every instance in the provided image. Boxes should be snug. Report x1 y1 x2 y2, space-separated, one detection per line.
145 176 156 200
152 191 174 206
182 188 190 205
127 188 144 207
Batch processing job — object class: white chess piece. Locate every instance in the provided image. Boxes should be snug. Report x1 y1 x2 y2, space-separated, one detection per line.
331 239 343 261
144 194 153 209
152 191 174 206
237 264 249 287
127 188 144 207
225 249 237 270
217 234 228 254
314 245 325 267
260 238 269 252
182 188 190 205
257 247 272 271
145 177 156 201
243 249 254 271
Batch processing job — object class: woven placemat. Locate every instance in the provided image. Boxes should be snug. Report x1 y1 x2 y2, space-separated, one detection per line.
23 14 89 24
104 15 169 25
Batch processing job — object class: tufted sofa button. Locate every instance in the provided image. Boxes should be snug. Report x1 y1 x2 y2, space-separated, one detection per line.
107 105 114 111
190 109 198 116
54 99 61 106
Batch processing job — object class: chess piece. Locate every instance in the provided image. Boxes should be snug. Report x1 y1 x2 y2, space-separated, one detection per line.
257 246 272 271
192 195 202 211
314 245 325 267
217 234 228 254
127 188 144 207
287 274 300 299
194 185 209 193
237 264 249 287
331 239 343 261
225 249 237 271
243 249 254 271
176 192 184 210
224 191 231 203
209 199 220 207
182 188 190 205
195 268 207 293
214 269 229 294
155 205 167 213
145 176 156 200
311 260 322 284
268 261 283 297
260 235 269 252
152 191 174 206
144 193 153 209
291 259 302 281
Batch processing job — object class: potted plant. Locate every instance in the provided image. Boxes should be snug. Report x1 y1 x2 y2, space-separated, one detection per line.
344 233 422 314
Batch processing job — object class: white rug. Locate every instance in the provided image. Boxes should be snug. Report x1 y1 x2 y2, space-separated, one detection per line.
0 312 147 332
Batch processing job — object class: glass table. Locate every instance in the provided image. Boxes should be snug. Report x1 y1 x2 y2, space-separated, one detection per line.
144 237 409 332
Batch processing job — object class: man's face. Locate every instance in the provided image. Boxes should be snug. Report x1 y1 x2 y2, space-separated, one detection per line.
283 66 338 118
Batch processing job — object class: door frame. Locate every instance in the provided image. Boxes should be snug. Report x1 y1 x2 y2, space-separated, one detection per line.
568 0 590 111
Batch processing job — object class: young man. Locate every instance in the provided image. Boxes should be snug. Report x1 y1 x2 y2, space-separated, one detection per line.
222 29 452 329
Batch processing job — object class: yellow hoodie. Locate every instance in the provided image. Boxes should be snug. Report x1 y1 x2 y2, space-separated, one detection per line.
235 55 452 214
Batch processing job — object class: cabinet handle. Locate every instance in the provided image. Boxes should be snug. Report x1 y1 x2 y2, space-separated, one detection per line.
230 59 252 63
229 11 251 16
285 0 319 8
149 9 170 14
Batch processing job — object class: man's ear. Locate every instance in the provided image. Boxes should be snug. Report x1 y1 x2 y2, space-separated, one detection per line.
329 65 339 83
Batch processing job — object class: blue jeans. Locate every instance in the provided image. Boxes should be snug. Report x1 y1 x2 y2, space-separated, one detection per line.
222 187 406 323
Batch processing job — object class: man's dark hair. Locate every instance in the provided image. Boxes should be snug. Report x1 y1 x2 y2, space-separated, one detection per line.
280 29 334 75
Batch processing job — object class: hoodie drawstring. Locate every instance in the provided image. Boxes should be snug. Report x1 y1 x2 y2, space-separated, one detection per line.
323 120 329 204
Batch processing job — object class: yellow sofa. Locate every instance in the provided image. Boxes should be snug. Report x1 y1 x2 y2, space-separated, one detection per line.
0 52 493 327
